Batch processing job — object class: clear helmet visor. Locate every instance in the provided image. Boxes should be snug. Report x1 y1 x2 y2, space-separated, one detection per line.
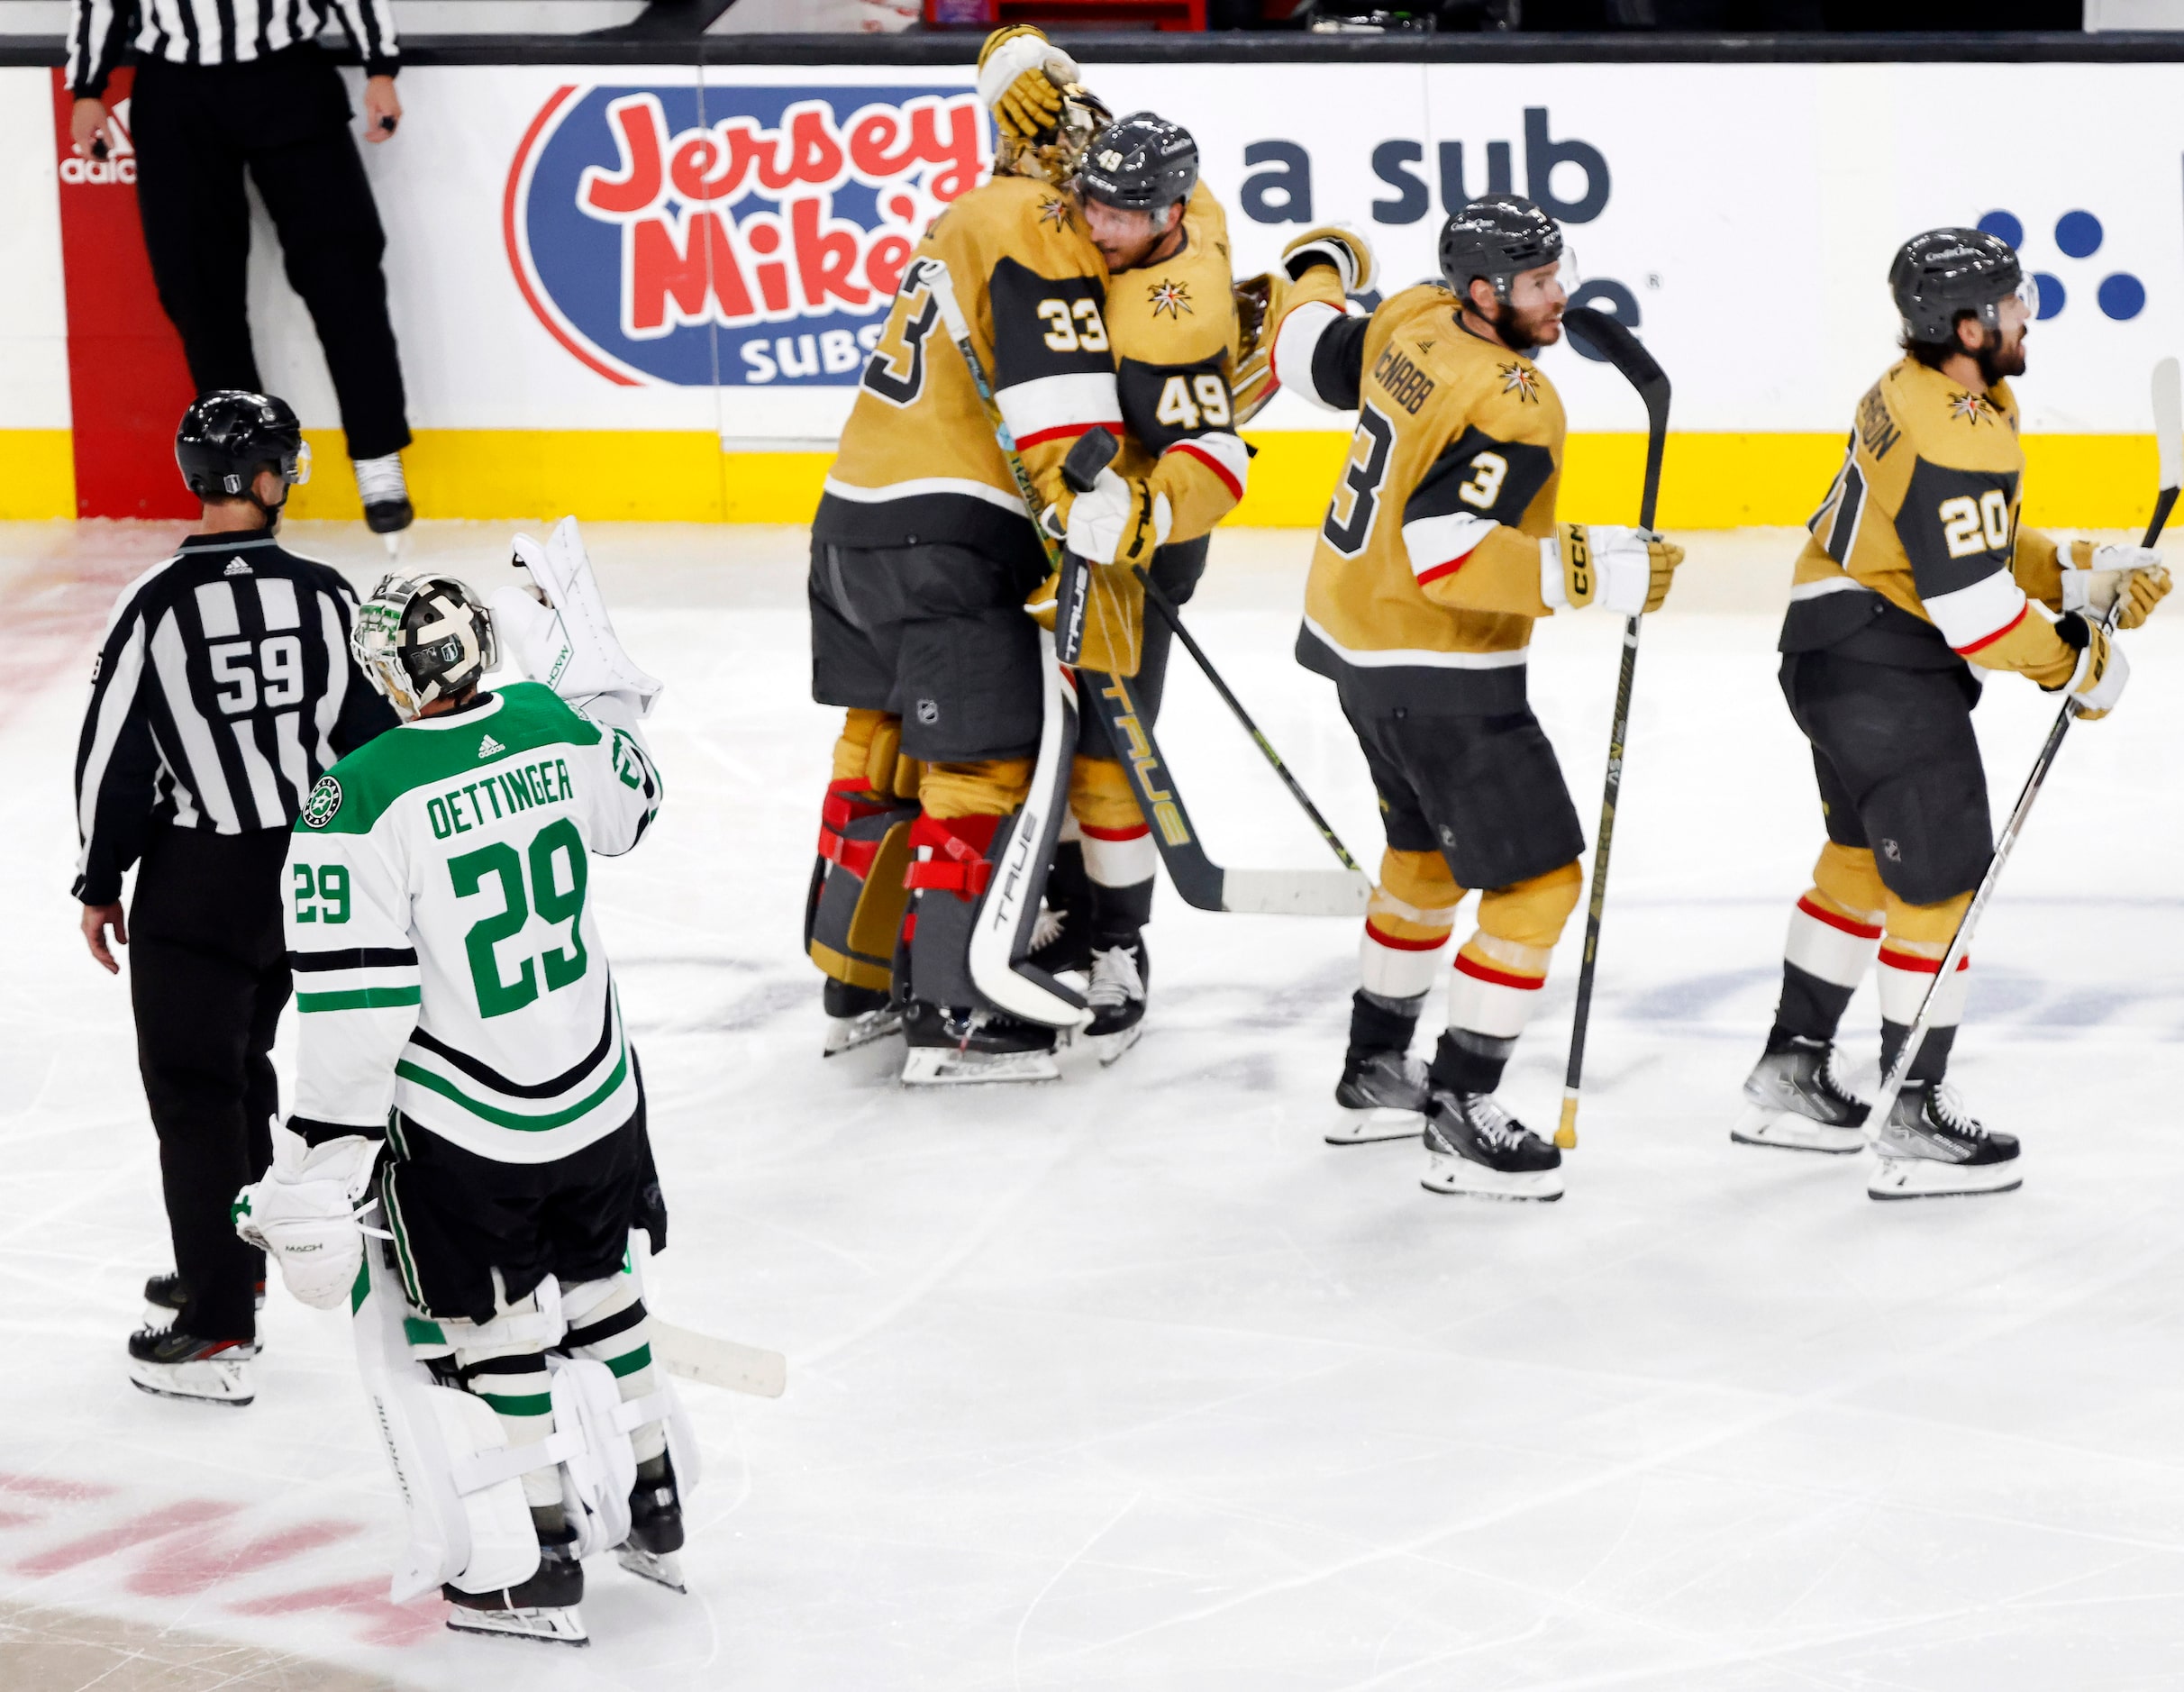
286 439 312 487
2012 273 2040 321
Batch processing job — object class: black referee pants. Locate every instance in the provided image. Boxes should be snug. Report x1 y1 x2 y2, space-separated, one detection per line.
128 826 292 1343
130 50 411 461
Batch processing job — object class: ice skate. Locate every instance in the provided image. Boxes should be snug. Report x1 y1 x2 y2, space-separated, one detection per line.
142 1271 265 1325
1733 1033 1870 1155
823 978 901 1056
1328 1048 1431 1144
353 452 414 552
1084 940 1147 1064
1867 1081 2021 1199
1421 1091 1564 1201
899 1002 1060 1086
126 1325 257 1405
614 1457 687 1594
446 1532 587 1645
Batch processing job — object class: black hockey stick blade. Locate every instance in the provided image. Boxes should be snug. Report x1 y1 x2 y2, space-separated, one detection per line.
1080 669 1370 917
2143 356 2180 547
1562 306 1671 531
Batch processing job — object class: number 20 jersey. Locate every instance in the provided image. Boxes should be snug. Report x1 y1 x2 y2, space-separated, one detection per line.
284 683 663 1166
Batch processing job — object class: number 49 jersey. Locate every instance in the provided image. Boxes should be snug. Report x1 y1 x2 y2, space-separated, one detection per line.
284 683 663 1167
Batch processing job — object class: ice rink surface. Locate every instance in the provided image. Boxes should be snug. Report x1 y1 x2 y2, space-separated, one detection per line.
3 519 2183 1691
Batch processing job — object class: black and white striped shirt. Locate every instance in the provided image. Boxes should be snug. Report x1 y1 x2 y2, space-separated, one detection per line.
73 533 398 905
67 0 399 99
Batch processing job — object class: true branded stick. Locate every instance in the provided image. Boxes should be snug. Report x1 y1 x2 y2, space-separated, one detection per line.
1556 305 1671 1151
1866 354 2183 1135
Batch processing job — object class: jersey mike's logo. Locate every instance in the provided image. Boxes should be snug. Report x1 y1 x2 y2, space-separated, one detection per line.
506 83 989 387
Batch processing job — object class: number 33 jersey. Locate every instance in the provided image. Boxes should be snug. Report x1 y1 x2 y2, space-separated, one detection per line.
284 682 664 1166
1289 285 1568 714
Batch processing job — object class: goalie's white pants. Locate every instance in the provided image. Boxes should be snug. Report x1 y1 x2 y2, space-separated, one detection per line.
354 1229 698 1601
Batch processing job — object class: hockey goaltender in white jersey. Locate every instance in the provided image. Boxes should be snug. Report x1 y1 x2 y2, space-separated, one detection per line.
233 521 696 1646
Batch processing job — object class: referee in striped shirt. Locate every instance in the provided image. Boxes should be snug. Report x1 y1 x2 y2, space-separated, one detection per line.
77 392 396 1403
65 0 418 535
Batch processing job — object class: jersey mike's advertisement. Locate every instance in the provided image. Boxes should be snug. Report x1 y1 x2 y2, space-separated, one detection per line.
5 59 2180 525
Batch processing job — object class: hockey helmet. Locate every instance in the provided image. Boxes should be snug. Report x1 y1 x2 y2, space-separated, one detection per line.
176 390 311 502
1439 196 1570 305
1890 227 2037 347
352 572 498 720
1078 113 1198 214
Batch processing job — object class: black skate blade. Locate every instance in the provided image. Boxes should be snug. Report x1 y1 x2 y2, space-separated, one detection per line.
127 1377 256 1407
614 1543 687 1593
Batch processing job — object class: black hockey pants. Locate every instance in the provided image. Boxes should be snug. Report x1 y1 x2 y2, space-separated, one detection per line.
128 825 292 1342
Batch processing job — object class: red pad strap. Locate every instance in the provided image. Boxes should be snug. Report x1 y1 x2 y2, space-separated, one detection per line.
905 813 1002 899
817 779 896 878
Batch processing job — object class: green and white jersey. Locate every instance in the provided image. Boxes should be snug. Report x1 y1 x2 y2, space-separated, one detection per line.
284 682 663 1165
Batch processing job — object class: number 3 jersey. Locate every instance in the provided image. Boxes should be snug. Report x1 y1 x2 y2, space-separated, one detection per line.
284 682 663 1166
1284 284 1567 714
1784 357 2076 683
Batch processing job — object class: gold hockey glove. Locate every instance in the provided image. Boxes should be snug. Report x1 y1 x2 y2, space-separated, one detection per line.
977 25 1078 143
1231 271 1281 424
1547 524 1683 615
1280 224 1378 296
2061 540 2171 631
2048 611 2128 719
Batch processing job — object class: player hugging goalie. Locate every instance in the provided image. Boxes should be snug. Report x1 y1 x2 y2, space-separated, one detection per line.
232 524 694 1645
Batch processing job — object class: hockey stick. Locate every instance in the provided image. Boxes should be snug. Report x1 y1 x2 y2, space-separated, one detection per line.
1554 305 1671 1151
1865 354 2183 1142
652 1320 787 1398
918 257 1087 1028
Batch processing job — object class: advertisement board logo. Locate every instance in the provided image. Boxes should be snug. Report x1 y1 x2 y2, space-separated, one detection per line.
57 96 135 184
506 83 987 387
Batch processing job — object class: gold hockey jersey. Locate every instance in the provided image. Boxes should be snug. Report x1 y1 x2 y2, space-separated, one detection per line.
1283 283 1565 712
1106 181 1248 544
1785 358 2073 683
814 175 1123 572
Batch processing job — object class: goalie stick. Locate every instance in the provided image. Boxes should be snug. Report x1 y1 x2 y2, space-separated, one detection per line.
1555 305 1671 1151
1865 355 2183 1146
652 1320 787 1399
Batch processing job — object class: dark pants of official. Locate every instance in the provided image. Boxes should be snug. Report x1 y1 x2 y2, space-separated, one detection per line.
130 50 411 461
128 826 291 1342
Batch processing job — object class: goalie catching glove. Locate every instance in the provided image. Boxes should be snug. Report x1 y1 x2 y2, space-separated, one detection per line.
232 1128 378 1309
977 25 1079 142
1042 468 1171 569
1542 524 1684 615
2059 540 2170 631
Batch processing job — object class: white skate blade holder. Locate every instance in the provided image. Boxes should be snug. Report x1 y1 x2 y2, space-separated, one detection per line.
900 1045 1061 1088
446 1604 589 1647
1867 1152 2023 1201
127 1352 254 1406
1730 1102 1867 1157
1089 1023 1143 1067
503 517 664 717
824 1005 901 1057
1327 1105 1426 1147
1422 1152 1565 1203
614 1543 687 1594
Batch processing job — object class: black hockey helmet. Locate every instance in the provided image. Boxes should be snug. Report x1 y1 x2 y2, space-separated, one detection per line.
351 572 498 719
1439 195 1565 304
1890 227 2035 346
1078 112 1198 214
175 390 310 501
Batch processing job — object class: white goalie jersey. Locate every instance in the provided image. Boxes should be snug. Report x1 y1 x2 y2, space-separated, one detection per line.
284 681 662 1164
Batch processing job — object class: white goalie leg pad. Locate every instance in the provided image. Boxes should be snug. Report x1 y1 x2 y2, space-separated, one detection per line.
547 1356 636 1560
500 516 664 718
353 1243 573 1602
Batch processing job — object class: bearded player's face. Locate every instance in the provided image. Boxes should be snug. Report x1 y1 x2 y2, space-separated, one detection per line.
1469 261 1566 353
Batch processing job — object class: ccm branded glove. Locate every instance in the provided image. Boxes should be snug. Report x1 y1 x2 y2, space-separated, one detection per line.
1280 224 1378 296
2051 609 2129 720
2060 540 2171 631
1054 468 1172 569
1543 523 1684 616
233 1129 379 1310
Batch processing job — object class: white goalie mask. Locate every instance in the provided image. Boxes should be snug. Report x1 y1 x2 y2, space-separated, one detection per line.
353 571 499 720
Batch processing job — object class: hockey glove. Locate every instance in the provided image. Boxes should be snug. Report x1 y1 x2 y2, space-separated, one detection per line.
1543 524 1684 616
2061 540 2170 631
1054 468 1172 569
233 1129 378 1310
1280 225 1377 296
497 517 664 720
2051 609 2129 720
976 26 1078 142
